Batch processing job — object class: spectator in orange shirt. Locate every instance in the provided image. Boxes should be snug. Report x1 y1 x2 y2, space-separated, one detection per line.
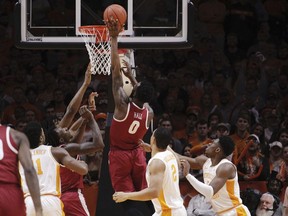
207 111 223 139
216 122 231 138
237 134 270 181
269 141 284 178
230 111 251 163
185 107 199 144
215 122 232 160
190 119 212 157
277 145 288 183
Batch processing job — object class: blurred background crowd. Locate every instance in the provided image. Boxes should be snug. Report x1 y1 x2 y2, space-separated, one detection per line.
1 0 288 215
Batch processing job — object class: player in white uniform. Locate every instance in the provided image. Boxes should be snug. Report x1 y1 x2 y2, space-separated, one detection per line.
181 136 251 216
19 122 88 216
113 127 187 216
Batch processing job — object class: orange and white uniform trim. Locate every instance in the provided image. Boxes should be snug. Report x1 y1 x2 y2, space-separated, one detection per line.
20 145 61 197
146 150 187 216
19 145 65 216
203 158 251 216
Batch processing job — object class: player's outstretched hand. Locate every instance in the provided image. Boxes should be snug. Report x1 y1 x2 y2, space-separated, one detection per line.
88 92 98 111
121 59 133 78
113 192 128 203
79 105 93 120
138 139 151 152
180 159 191 177
105 18 120 37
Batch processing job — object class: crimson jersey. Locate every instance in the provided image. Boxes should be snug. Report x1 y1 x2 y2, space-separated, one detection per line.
0 125 20 185
60 156 83 193
60 155 88 216
110 102 149 150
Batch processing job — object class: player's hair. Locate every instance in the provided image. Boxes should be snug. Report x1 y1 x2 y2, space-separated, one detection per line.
24 121 42 149
46 125 60 147
154 127 172 150
218 136 235 156
134 80 154 103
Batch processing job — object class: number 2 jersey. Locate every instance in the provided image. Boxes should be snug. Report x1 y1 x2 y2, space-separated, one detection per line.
110 102 149 150
147 150 186 216
19 145 61 197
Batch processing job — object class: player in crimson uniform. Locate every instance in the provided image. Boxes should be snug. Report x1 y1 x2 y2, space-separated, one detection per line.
46 105 104 216
0 114 43 216
43 61 104 216
60 158 90 216
106 18 154 216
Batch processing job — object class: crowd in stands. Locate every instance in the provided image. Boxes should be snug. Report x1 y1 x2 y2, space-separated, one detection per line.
1 0 288 215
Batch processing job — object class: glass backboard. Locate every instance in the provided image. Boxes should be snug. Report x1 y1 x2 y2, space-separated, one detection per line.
15 0 193 49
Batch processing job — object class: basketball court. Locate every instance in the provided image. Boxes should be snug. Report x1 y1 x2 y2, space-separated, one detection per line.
15 1 195 215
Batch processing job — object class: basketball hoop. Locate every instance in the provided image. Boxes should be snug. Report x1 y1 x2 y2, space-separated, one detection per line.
79 25 111 75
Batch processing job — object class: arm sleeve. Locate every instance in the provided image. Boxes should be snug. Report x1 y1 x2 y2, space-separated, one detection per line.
186 174 214 200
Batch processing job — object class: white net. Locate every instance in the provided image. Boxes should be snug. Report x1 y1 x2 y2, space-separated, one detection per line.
79 26 111 75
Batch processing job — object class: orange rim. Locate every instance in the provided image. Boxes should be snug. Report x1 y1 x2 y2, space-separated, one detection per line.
78 25 109 42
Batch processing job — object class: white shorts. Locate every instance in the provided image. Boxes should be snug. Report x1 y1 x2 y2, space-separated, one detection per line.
153 206 187 216
25 195 64 216
218 204 251 216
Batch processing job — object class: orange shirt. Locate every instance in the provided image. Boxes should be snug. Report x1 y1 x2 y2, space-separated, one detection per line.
230 131 250 163
190 138 212 156
230 132 250 156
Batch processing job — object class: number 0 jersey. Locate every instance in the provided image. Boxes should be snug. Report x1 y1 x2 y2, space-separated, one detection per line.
19 145 61 197
110 102 149 150
147 150 186 215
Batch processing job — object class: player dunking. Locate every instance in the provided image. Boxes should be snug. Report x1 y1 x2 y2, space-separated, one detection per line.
181 136 251 216
106 18 155 215
0 112 43 216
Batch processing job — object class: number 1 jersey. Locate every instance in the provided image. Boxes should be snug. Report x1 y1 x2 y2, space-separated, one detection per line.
19 145 61 197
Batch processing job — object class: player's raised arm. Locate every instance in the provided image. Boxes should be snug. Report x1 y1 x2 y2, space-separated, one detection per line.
58 63 92 129
63 106 104 157
106 18 129 118
121 59 138 87
168 145 207 170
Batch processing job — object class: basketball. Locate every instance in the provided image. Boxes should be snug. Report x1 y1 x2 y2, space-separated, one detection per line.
103 4 127 29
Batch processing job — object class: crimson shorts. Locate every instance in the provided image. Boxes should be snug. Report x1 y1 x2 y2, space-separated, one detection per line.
0 184 26 216
61 189 90 216
109 148 147 192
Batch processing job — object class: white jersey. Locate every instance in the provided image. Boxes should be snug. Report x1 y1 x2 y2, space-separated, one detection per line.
20 145 61 197
147 150 187 216
203 158 250 216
